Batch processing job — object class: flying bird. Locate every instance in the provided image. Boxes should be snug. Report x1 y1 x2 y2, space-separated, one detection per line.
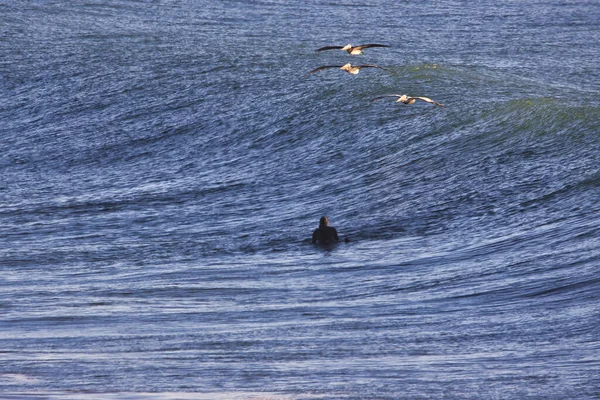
371 94 445 107
316 43 391 55
309 63 388 75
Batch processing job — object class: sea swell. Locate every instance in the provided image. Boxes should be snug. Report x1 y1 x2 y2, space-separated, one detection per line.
1 0 599 398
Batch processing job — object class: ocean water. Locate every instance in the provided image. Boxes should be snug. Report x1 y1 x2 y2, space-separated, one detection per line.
1 0 599 399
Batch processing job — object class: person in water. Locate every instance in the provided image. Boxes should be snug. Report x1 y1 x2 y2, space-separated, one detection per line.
312 216 339 245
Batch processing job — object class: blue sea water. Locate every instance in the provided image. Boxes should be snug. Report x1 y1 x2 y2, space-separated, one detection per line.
1 0 599 399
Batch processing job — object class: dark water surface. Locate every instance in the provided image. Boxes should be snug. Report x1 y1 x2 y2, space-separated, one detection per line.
1 1 599 399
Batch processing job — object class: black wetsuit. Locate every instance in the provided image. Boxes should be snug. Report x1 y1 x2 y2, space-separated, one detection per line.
312 225 339 245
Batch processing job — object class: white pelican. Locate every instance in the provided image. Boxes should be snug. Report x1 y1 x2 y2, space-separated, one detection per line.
310 63 388 75
371 94 445 107
316 44 390 55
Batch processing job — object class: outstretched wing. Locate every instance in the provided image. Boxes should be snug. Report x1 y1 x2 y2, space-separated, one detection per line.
371 94 402 102
415 96 445 107
309 65 343 74
357 64 388 71
354 44 391 50
316 46 344 52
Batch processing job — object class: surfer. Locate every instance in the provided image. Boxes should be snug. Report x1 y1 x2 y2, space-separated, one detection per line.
312 216 340 245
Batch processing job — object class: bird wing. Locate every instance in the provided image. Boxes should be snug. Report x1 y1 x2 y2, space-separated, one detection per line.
309 65 343 74
358 64 388 71
354 44 391 50
316 46 344 52
371 94 403 102
415 96 445 106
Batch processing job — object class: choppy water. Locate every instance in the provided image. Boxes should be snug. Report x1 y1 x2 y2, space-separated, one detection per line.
1 1 599 399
